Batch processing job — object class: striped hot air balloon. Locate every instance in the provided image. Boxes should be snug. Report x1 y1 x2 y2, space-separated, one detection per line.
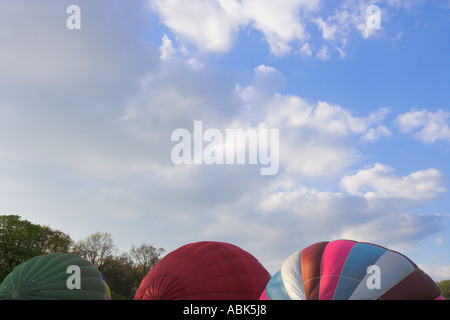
260 239 444 300
0 252 111 300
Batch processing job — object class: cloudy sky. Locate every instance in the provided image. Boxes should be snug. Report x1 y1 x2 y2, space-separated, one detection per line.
0 0 449 280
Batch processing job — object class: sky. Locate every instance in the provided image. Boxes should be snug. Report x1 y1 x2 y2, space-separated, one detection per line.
0 0 449 281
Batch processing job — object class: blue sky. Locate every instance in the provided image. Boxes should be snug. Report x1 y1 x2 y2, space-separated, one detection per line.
0 0 449 281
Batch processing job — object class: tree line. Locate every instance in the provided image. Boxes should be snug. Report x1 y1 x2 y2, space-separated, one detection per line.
0 215 165 300
1 215 450 300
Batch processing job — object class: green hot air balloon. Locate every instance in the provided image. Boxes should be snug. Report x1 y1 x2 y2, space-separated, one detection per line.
0 252 111 300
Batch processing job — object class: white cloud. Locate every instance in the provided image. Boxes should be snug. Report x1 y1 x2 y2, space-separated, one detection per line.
241 0 319 55
150 0 247 53
115 55 447 271
0 1 156 94
202 176 446 274
340 163 446 200
314 17 338 41
148 0 435 60
149 0 320 55
362 125 391 141
0 1 447 279
338 212 445 250
315 45 330 60
395 108 450 143
264 94 389 138
236 71 392 178
160 34 176 60
420 264 450 282
238 65 286 107
298 42 313 56
309 0 388 59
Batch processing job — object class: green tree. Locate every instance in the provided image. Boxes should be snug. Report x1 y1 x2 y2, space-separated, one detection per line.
1 218 165 300
0 215 47 281
99 243 165 300
72 232 117 268
438 280 450 300
129 243 165 281
42 226 73 253
100 253 136 300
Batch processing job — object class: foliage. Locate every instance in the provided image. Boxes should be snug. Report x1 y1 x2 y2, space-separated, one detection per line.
129 243 165 281
0 215 49 280
0 215 165 299
72 232 117 268
42 226 73 253
98 244 165 300
100 254 136 300
438 280 450 300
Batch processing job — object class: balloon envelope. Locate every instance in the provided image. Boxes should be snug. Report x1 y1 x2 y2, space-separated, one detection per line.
260 239 443 300
134 241 271 300
0 253 111 300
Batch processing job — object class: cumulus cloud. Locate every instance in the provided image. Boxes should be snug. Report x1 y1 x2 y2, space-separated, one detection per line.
0 1 156 96
315 45 330 61
116 51 447 269
254 93 391 177
314 1 377 43
149 0 320 56
0 0 446 276
150 0 247 53
340 163 447 200
241 0 319 55
202 175 446 273
338 212 445 250
362 125 391 141
149 0 418 59
160 34 176 60
420 264 450 282
395 108 450 143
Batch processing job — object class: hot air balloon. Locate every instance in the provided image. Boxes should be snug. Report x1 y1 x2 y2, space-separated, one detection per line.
134 241 271 300
260 239 443 300
0 252 111 300
92 264 112 300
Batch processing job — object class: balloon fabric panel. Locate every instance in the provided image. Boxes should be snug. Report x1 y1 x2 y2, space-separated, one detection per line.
263 271 290 300
301 241 328 300
332 242 387 300
319 240 356 300
378 269 442 300
280 250 305 300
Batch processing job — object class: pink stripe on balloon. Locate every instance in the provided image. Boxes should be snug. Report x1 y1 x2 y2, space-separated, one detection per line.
259 290 269 300
319 240 356 300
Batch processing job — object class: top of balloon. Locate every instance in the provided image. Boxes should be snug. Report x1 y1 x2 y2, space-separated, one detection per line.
260 239 443 300
134 241 271 300
0 252 111 300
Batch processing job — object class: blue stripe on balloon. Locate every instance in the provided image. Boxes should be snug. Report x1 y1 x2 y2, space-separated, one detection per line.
265 270 291 300
332 242 387 300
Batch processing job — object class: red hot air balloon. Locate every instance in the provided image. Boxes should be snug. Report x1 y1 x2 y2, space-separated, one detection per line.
134 241 271 300
260 239 444 300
